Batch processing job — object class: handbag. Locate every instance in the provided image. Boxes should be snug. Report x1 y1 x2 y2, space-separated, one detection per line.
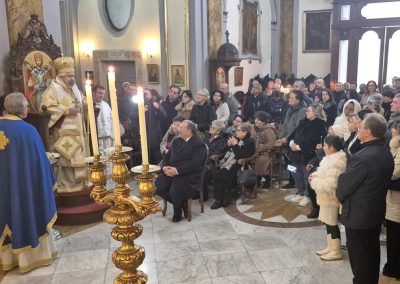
237 165 257 187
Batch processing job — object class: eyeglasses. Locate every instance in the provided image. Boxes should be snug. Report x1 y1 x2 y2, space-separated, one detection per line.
234 119 242 123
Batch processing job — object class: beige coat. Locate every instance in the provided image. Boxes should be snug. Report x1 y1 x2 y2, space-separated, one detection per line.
175 100 195 120
310 150 347 225
387 137 400 223
250 124 276 176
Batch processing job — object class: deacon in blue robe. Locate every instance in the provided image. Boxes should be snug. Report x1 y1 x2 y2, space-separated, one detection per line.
0 92 58 273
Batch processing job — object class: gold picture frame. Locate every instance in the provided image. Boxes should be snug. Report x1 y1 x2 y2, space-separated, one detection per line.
171 65 185 86
234 67 243 86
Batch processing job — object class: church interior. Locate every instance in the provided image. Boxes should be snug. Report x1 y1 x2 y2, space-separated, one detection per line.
1 0 400 283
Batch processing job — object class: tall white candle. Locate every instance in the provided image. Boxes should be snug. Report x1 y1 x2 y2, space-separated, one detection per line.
137 87 149 165
107 67 121 146
85 80 99 156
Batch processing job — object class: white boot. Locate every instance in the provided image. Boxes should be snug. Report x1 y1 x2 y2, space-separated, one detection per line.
321 238 342 261
316 234 331 256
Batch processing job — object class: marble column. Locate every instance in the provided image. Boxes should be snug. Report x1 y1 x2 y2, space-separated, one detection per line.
279 0 294 76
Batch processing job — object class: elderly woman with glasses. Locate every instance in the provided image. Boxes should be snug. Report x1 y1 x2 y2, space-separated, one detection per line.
210 122 255 209
0 92 58 273
203 120 228 201
190 88 217 141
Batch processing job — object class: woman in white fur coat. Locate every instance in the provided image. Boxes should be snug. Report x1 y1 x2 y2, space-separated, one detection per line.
309 135 347 261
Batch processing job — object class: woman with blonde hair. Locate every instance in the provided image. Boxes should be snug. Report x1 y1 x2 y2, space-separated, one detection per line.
284 103 327 206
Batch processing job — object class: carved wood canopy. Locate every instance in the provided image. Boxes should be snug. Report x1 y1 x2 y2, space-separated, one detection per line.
9 14 62 94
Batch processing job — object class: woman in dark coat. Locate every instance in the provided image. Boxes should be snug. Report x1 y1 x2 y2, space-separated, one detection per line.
210 122 255 209
190 88 217 141
321 89 337 128
203 120 228 201
145 89 166 164
286 103 327 207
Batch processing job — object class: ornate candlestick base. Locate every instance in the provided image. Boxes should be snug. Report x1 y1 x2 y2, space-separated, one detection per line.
89 146 160 284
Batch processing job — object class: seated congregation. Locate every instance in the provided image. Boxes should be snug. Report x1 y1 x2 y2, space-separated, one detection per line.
2 75 400 284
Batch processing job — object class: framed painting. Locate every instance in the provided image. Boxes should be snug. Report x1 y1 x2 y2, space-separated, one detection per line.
240 0 261 59
234 67 243 86
147 64 159 84
171 65 185 86
303 10 332 53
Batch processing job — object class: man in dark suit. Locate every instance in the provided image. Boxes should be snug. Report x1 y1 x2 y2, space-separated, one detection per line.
336 113 394 284
155 120 207 222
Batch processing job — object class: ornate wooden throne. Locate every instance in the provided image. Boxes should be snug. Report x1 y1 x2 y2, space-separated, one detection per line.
8 14 62 151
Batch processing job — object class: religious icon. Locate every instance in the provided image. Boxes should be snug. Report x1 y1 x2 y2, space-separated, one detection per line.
147 64 159 84
234 67 243 86
241 0 260 57
23 51 55 112
216 67 226 86
171 65 184 86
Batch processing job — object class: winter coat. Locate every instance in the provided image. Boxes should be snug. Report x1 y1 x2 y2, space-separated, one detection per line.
267 98 288 124
387 136 400 223
323 101 337 128
287 118 327 165
336 140 394 230
310 150 347 225
190 102 217 132
161 97 180 134
214 133 255 185
279 103 307 139
175 100 195 120
242 93 269 121
213 102 230 124
250 123 277 176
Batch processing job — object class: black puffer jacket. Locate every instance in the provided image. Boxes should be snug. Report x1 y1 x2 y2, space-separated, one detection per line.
190 102 217 132
287 118 326 164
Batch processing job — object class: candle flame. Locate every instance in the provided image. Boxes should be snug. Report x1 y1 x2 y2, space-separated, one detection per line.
85 79 92 86
108 66 114 72
137 87 143 93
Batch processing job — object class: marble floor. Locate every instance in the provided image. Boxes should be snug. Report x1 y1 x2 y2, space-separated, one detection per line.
1 197 390 284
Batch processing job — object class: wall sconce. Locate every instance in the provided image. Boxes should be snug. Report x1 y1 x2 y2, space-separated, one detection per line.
247 57 253 64
143 39 158 58
81 41 94 58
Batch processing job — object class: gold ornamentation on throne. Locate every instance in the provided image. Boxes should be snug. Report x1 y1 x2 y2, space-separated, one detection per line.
0 131 9 150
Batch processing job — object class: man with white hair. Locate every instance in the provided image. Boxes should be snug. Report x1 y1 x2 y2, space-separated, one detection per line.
40 57 88 193
219 83 239 124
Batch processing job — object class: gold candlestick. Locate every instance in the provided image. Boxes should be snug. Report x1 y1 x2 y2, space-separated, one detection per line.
89 146 160 284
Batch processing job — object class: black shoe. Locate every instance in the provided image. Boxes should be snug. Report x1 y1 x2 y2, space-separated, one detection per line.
172 207 183 222
262 176 271 189
307 207 319 219
210 200 223 210
282 183 295 189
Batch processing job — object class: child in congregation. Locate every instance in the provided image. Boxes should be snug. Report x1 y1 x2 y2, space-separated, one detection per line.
309 135 347 261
